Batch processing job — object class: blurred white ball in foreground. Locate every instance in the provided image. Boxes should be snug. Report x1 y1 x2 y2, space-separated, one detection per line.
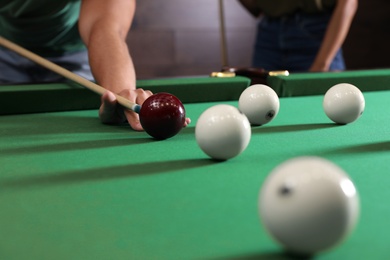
239 84 280 125
259 156 359 255
323 83 365 124
195 104 251 160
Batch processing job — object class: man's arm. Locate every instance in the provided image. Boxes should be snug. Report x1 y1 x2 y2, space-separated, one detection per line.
78 0 151 130
310 0 358 71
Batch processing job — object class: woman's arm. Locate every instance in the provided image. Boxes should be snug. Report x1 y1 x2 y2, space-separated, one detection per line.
310 0 358 71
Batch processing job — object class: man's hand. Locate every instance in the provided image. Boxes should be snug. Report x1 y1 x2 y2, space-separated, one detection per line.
99 90 191 131
99 89 152 130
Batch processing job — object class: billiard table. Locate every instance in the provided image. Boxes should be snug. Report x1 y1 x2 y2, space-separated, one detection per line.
1 76 389 259
267 68 390 97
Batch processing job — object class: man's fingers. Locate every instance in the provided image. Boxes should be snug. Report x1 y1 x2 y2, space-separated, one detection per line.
125 110 143 131
99 91 126 124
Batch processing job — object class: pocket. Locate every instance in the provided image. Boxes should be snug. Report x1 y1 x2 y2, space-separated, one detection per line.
296 13 331 40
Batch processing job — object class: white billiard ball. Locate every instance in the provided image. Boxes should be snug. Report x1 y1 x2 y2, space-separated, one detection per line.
195 104 251 160
323 83 365 124
259 156 359 255
239 84 280 126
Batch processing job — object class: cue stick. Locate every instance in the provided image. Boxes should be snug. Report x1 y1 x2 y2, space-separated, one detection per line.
218 0 229 67
0 36 141 113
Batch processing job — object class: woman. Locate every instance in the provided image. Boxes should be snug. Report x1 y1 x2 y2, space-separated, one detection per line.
239 0 358 72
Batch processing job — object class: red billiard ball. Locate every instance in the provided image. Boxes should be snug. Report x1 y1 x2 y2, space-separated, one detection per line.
139 92 186 140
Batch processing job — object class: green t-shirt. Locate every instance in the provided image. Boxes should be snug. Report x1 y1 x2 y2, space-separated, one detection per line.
0 0 85 56
255 0 336 17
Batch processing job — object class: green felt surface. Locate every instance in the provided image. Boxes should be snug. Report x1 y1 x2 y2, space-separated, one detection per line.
0 76 250 115
267 68 390 97
1 88 390 259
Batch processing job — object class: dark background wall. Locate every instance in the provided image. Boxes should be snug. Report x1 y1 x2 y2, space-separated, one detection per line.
128 0 390 80
343 0 390 69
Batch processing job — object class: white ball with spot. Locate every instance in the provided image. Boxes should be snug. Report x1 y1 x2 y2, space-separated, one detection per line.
259 156 359 255
239 84 280 126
